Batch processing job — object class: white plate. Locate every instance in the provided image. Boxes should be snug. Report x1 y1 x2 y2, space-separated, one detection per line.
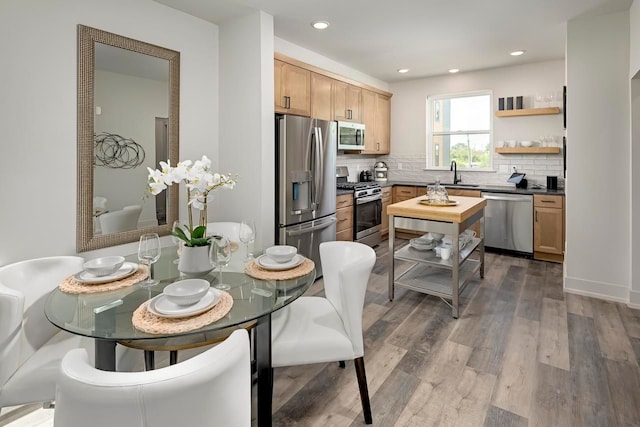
257 254 304 271
74 262 138 284
410 239 436 251
148 288 221 318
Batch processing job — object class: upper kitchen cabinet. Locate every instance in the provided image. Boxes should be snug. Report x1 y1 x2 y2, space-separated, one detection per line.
310 72 333 122
333 80 361 122
362 90 390 154
274 59 311 117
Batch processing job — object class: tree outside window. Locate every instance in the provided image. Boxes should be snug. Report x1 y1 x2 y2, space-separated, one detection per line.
427 92 492 169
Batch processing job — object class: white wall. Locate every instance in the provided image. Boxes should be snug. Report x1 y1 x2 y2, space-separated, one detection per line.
274 37 389 92
0 0 219 264
379 60 564 187
218 11 275 249
565 9 631 302
630 0 640 307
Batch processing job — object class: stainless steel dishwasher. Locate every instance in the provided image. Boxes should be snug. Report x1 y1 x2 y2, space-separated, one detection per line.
481 192 533 254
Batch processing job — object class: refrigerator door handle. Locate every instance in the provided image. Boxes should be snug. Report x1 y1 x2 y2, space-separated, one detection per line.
285 216 337 237
314 126 324 209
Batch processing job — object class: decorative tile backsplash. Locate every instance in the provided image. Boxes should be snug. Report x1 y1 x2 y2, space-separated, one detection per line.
337 152 564 188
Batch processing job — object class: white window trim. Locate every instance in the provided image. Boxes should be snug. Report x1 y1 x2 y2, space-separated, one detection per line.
426 90 494 171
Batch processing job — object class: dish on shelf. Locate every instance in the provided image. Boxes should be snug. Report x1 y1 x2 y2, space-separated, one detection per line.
148 288 221 318
257 254 304 271
410 238 437 251
74 262 138 284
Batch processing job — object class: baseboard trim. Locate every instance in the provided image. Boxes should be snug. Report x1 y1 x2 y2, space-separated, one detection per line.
564 276 629 304
628 289 640 309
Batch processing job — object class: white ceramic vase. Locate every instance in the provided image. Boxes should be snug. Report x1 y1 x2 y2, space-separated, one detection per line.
177 244 214 276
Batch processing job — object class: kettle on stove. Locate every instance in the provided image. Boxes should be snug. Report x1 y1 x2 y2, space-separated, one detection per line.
359 170 373 182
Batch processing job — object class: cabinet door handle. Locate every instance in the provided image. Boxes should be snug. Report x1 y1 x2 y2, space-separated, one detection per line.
283 96 291 109
535 211 538 222
347 109 352 120
541 199 555 203
376 143 380 151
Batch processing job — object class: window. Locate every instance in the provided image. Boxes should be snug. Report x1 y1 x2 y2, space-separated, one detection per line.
427 91 492 169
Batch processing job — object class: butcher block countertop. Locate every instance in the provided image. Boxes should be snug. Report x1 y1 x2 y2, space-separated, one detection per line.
386 195 487 224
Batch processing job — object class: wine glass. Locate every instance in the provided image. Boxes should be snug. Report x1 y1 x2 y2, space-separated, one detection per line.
171 220 186 264
239 220 256 261
210 235 231 290
138 233 161 288
544 91 554 107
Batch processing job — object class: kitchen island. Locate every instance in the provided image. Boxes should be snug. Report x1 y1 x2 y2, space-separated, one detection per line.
387 195 487 318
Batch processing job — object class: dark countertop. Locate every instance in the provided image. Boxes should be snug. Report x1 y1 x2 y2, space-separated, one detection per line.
386 180 565 196
336 181 564 196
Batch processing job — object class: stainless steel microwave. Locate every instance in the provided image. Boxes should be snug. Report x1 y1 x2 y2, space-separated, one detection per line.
337 121 365 151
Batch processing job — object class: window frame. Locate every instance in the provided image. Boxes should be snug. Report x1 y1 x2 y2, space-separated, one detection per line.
425 90 494 171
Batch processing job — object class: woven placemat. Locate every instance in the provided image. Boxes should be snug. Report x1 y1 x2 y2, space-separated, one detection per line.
59 265 149 294
132 291 233 335
244 258 315 280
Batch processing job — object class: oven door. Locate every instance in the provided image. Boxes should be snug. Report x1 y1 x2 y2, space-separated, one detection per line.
354 194 382 242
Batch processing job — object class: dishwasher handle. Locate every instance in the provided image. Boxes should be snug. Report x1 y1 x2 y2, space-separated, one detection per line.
482 194 532 202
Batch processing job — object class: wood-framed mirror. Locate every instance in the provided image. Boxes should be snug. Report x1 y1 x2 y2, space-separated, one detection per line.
77 25 179 252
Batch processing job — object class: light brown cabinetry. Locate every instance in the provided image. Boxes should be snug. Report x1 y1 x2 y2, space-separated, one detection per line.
362 89 390 154
381 187 392 236
336 194 354 241
534 194 564 263
274 59 311 117
393 186 418 202
495 107 560 117
310 72 333 121
333 80 361 122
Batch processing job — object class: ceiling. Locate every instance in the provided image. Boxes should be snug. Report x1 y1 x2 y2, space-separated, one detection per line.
154 0 631 83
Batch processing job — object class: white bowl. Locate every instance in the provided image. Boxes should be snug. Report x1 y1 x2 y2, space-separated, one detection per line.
265 245 297 263
427 232 445 241
520 140 533 147
83 256 125 277
163 279 210 306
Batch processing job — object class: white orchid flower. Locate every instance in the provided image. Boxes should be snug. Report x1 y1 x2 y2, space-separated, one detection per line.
149 181 167 195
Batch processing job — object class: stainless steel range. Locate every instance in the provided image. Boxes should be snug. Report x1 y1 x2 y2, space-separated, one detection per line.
336 166 382 247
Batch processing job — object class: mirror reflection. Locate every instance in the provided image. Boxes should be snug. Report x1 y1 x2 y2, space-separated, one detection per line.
93 43 169 235
77 25 179 252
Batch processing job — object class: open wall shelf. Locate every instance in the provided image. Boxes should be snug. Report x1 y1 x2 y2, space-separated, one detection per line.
495 147 561 154
495 107 561 117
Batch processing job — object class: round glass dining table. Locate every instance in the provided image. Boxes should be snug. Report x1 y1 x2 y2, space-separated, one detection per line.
44 247 316 427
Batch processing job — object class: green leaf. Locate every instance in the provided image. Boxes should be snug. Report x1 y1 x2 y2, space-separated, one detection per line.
172 227 189 243
191 225 207 239
191 237 210 247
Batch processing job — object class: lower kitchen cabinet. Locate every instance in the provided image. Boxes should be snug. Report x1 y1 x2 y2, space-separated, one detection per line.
534 194 564 262
381 187 392 236
336 193 354 241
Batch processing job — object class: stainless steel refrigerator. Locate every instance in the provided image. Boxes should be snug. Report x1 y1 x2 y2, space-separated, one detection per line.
275 115 337 278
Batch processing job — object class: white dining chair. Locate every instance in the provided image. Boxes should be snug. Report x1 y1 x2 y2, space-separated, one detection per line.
99 204 142 234
206 221 241 242
54 329 251 427
271 241 376 424
0 256 139 411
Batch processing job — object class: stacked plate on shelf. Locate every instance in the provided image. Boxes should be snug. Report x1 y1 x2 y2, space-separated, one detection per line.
409 234 437 251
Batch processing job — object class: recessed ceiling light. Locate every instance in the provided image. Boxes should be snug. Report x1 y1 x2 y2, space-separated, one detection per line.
510 50 526 56
397 68 409 74
448 68 460 73
311 21 330 30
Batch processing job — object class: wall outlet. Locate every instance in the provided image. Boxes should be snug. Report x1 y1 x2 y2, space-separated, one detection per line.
398 163 403 170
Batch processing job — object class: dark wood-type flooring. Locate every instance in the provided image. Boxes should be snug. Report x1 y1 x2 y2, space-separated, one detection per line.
269 243 640 426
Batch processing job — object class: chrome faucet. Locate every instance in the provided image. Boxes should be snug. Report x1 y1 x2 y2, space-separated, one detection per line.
450 160 461 184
